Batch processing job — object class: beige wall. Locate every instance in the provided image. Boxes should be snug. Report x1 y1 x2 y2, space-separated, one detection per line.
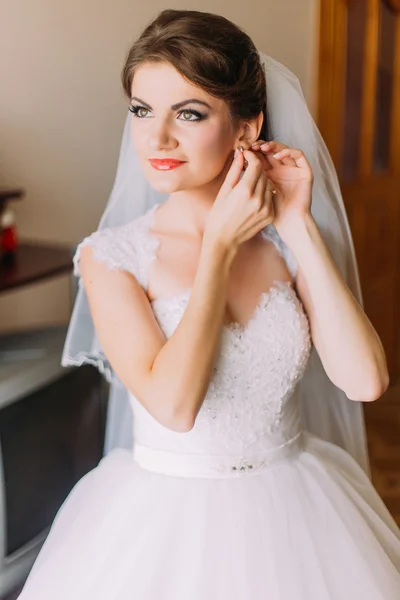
0 0 319 332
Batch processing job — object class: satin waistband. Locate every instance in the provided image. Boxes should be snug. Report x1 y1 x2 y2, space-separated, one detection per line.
132 431 304 479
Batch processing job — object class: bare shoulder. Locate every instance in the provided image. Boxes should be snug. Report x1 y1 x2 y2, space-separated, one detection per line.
79 243 166 405
80 243 160 335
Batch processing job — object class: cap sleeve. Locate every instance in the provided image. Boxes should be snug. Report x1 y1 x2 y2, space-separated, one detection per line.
262 224 298 281
64 210 159 385
73 211 159 291
72 219 153 290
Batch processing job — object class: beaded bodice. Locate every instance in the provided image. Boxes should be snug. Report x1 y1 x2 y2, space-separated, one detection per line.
74 204 312 457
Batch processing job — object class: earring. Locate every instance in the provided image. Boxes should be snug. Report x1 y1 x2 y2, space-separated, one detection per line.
237 145 248 169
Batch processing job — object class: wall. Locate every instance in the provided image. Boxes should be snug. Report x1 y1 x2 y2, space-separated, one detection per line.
0 0 319 332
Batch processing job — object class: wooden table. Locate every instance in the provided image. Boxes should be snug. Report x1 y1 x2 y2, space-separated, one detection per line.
0 188 73 293
0 242 73 294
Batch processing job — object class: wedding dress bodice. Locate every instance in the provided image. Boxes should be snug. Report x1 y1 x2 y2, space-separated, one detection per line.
74 204 312 464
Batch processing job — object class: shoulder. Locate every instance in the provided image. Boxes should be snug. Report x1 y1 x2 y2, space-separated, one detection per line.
73 207 157 289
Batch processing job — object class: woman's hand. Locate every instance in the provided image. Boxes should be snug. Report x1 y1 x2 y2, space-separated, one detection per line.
204 149 275 252
250 140 313 239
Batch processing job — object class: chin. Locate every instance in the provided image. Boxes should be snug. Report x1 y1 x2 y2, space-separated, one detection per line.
143 162 221 194
145 175 184 194
149 181 181 193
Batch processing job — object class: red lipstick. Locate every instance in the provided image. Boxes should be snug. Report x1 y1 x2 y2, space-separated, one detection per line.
149 159 186 170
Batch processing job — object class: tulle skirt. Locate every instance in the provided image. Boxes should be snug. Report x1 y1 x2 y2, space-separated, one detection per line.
18 431 400 599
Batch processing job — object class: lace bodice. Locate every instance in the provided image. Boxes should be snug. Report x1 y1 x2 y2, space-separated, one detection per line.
74 204 312 456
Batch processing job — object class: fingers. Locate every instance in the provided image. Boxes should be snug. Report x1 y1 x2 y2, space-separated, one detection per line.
238 150 264 196
221 148 245 191
251 140 296 167
250 171 275 230
250 139 267 149
253 169 268 208
251 148 273 171
272 148 311 172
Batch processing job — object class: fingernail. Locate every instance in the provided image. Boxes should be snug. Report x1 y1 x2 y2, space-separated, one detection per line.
272 152 281 158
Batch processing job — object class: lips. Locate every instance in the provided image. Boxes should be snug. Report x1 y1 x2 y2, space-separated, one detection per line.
149 159 185 166
149 159 186 171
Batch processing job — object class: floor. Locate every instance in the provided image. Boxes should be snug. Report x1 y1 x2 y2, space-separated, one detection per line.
2 376 400 600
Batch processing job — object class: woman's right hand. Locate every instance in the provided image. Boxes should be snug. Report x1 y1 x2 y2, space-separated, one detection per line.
203 149 275 252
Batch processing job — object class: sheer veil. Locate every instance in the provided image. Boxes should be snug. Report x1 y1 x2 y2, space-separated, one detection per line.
62 52 370 474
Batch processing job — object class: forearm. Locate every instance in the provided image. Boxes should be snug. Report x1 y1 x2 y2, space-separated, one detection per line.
281 213 389 401
149 237 237 431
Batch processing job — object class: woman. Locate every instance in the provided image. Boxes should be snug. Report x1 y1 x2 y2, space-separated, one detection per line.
19 9 400 599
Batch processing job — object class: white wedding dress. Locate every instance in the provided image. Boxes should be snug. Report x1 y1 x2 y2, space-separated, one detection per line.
19 204 400 599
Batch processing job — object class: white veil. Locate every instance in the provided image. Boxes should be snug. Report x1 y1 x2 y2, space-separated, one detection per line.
62 52 370 474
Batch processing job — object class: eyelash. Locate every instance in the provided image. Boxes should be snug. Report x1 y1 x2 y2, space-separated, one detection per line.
129 104 206 122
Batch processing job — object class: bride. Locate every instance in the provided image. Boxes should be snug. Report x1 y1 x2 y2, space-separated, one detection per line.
19 9 400 599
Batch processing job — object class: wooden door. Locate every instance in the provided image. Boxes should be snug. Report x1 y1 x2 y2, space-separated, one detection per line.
318 0 400 381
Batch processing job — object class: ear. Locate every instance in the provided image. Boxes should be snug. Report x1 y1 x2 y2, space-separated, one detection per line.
235 111 264 149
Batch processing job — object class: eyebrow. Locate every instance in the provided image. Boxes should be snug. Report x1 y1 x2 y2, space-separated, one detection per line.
130 97 212 111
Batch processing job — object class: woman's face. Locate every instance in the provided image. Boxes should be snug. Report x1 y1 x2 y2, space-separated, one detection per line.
129 61 242 194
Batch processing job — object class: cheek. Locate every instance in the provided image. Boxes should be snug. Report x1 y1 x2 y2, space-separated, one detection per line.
199 124 230 151
130 121 145 155
194 124 233 170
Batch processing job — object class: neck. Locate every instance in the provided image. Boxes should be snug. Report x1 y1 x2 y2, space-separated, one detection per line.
163 165 228 238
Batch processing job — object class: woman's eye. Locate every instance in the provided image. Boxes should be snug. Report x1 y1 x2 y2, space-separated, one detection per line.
129 105 204 122
179 110 203 122
129 105 149 118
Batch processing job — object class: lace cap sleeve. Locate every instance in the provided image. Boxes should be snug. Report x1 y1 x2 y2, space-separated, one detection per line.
262 224 298 281
64 210 159 384
72 219 151 289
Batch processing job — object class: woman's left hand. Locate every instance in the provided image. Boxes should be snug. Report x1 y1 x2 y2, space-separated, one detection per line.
250 139 313 238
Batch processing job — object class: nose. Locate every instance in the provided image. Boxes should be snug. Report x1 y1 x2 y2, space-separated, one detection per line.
148 118 178 152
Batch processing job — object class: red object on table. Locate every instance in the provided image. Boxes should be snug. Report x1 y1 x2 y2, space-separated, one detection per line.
1 226 18 253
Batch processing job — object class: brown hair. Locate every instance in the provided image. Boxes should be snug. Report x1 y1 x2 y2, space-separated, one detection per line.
121 9 270 141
